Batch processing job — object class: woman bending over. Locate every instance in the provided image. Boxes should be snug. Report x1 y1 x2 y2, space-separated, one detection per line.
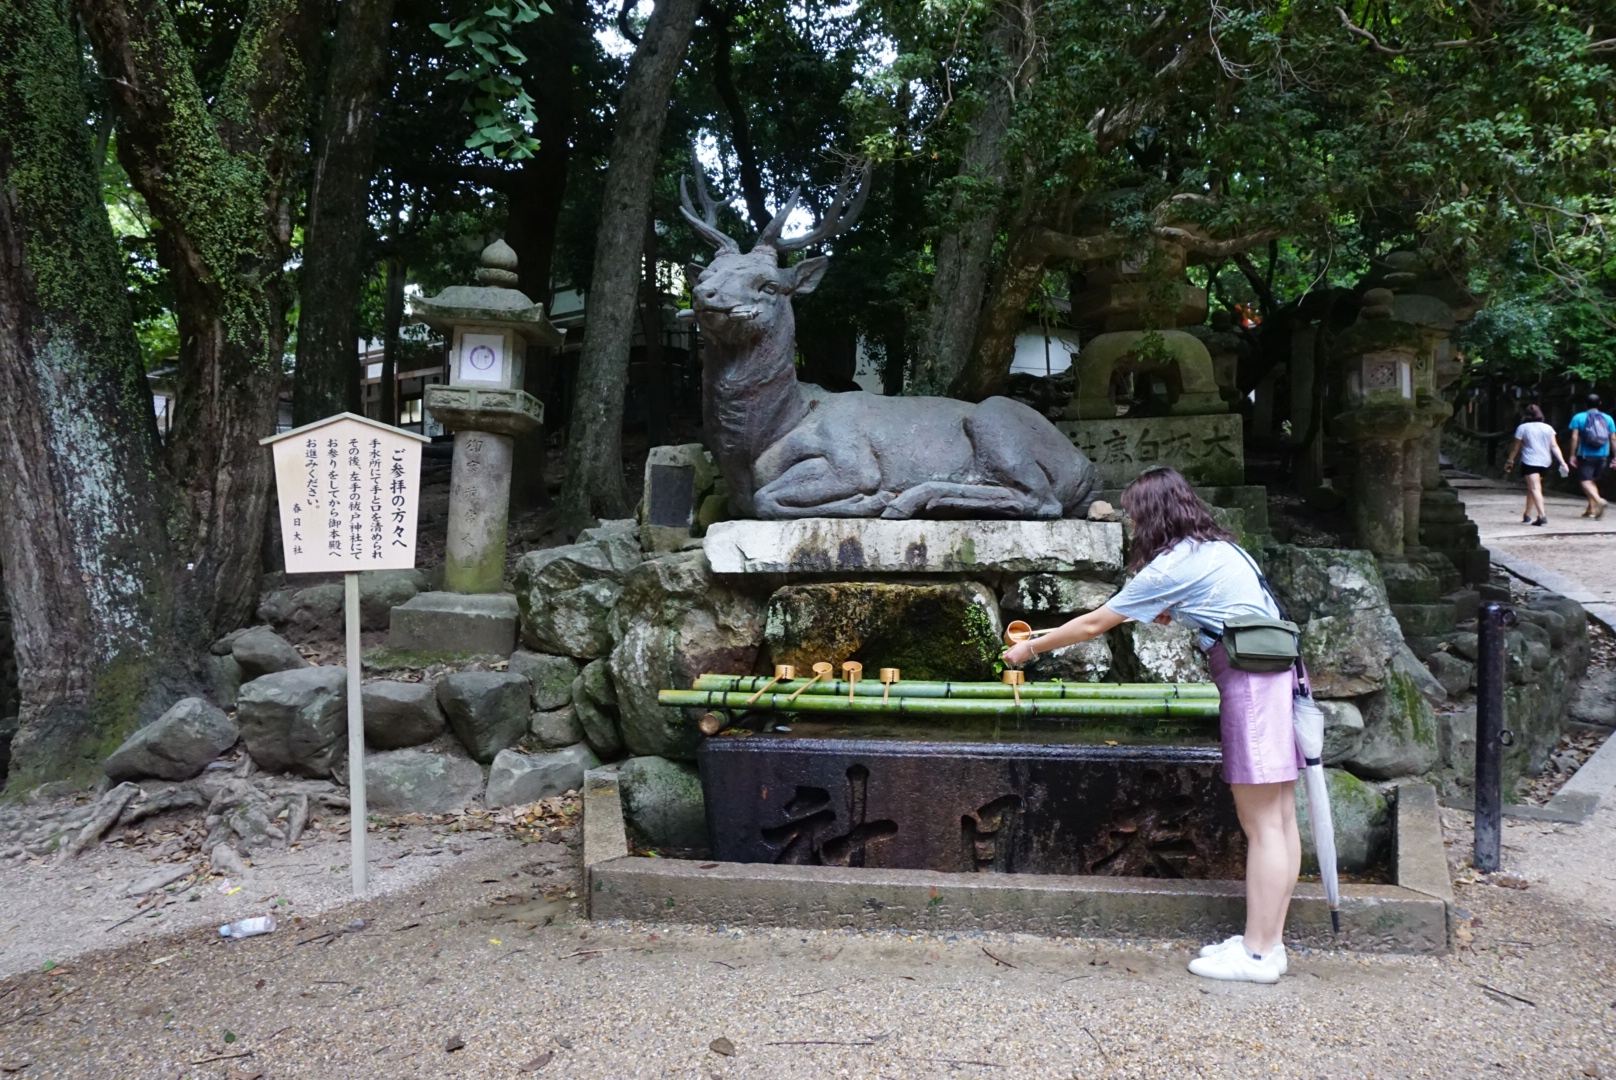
1002 466 1301 984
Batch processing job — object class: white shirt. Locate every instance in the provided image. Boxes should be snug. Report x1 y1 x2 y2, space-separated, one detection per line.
1108 539 1281 650
1514 422 1559 467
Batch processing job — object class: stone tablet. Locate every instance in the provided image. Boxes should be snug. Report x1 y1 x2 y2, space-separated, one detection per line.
703 518 1123 575
1056 413 1244 488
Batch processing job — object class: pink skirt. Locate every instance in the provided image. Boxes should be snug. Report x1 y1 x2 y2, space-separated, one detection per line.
1206 644 1303 786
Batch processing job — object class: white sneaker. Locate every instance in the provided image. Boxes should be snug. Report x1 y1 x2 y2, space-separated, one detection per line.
1188 944 1283 984
1198 936 1287 974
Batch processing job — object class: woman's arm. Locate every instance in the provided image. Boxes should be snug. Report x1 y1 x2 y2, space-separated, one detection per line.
1504 437 1523 471
1003 604 1130 666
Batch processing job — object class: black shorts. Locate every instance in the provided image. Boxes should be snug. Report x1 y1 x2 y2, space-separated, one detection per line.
1521 463 1553 477
1578 457 1608 482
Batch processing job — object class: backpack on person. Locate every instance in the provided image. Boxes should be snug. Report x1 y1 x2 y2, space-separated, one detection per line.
1583 410 1611 452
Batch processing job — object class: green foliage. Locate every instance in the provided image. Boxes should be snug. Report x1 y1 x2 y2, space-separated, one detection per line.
430 0 550 160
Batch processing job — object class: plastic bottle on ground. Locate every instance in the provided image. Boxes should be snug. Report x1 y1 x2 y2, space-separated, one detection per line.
218 915 277 939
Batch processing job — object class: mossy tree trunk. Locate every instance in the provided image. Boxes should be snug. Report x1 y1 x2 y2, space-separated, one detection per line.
558 0 702 526
80 0 322 636
292 0 397 426
0 0 196 788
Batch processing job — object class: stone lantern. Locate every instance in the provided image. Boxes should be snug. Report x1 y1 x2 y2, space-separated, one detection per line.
388 239 562 657
1330 285 1452 557
410 239 561 592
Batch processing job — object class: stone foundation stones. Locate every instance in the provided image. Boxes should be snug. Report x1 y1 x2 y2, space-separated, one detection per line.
1344 665 1439 780
485 744 598 807
104 698 238 782
389 591 519 657
512 530 643 658
365 748 485 814
508 650 578 710
361 680 447 750
1265 546 1403 698
609 552 764 760
231 627 309 681
764 581 1002 681
1297 768 1388 873
1113 622 1209 683
235 666 348 777
530 705 585 748
999 575 1117 615
618 755 707 849
572 659 624 758
436 671 531 763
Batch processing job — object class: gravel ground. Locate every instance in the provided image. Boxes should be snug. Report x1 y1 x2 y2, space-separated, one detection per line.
0 817 534 981
3 817 1614 1080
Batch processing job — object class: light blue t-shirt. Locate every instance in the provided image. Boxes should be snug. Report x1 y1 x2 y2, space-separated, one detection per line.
1570 411 1611 458
1108 539 1281 650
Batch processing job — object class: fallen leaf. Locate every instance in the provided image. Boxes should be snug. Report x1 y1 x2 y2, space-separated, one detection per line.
253 979 265 990
0 1062 30 1073
445 1036 465 1053
490 939 502 946
709 1037 735 1057
1455 924 1475 946
553 1036 573 1050
224 1068 263 1080
150 955 176 966
518 1052 554 1072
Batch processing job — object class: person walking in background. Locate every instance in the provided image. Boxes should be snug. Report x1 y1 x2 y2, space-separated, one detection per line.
1568 393 1611 519
1503 404 1568 527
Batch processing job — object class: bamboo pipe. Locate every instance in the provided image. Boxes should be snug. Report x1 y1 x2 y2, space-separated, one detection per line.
843 661 863 703
880 667 900 705
660 688 1220 720
746 664 796 706
692 674 1218 700
786 662 834 704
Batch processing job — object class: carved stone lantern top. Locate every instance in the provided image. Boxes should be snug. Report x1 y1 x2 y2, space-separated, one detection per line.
409 239 564 348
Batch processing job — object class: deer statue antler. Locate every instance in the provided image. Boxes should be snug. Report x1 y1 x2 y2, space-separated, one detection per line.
679 154 741 254
756 161 872 253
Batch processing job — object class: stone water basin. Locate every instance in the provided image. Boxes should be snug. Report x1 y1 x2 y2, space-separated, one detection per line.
698 731 1245 880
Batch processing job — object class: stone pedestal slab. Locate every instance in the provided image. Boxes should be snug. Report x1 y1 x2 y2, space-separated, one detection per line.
703 518 1122 576
388 590 519 656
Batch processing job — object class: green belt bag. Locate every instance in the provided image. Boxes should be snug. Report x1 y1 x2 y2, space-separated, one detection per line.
1218 615 1301 673
1215 545 1303 673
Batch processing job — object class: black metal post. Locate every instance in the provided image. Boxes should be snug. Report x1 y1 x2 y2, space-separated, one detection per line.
1473 601 1515 872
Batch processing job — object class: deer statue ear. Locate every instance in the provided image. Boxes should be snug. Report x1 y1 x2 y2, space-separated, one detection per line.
685 262 708 288
786 256 830 295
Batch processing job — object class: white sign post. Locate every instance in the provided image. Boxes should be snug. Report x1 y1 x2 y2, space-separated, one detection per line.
262 413 429 897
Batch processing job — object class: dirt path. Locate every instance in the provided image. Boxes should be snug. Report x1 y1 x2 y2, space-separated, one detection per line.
1454 474 1616 616
2 824 1614 1080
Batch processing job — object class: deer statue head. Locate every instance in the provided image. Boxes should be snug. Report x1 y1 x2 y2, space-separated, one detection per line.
677 158 871 347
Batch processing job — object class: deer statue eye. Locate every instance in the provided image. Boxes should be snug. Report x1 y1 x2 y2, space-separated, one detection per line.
759 281 780 296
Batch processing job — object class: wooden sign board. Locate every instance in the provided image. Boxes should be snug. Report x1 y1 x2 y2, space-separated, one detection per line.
261 413 430 575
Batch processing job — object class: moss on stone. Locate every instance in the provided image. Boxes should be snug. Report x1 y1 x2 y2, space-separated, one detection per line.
765 582 1003 680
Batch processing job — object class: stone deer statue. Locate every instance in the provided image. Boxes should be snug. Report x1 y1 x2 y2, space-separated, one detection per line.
678 163 1100 520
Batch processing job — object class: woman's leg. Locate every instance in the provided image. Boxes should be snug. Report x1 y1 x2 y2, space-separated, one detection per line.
1231 781 1300 954
1525 473 1544 519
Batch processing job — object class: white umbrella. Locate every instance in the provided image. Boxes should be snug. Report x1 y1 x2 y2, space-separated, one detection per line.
1293 686 1341 934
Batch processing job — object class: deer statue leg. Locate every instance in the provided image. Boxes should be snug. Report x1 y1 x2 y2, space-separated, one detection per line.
753 453 894 518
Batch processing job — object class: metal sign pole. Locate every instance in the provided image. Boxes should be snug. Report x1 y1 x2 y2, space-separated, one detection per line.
345 570 367 897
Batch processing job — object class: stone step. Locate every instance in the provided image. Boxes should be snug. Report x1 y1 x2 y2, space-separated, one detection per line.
1377 559 1443 604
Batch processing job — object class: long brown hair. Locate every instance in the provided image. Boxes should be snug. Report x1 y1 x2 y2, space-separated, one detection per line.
1120 466 1235 571
1522 404 1545 422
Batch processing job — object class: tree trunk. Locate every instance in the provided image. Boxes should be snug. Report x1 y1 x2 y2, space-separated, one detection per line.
380 249 404 424
80 0 321 636
0 0 194 788
558 0 702 525
708 10 770 231
951 212 1049 402
910 9 1025 395
293 0 397 425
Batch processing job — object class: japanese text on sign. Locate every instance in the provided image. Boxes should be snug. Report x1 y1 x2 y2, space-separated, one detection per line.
264 414 426 575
